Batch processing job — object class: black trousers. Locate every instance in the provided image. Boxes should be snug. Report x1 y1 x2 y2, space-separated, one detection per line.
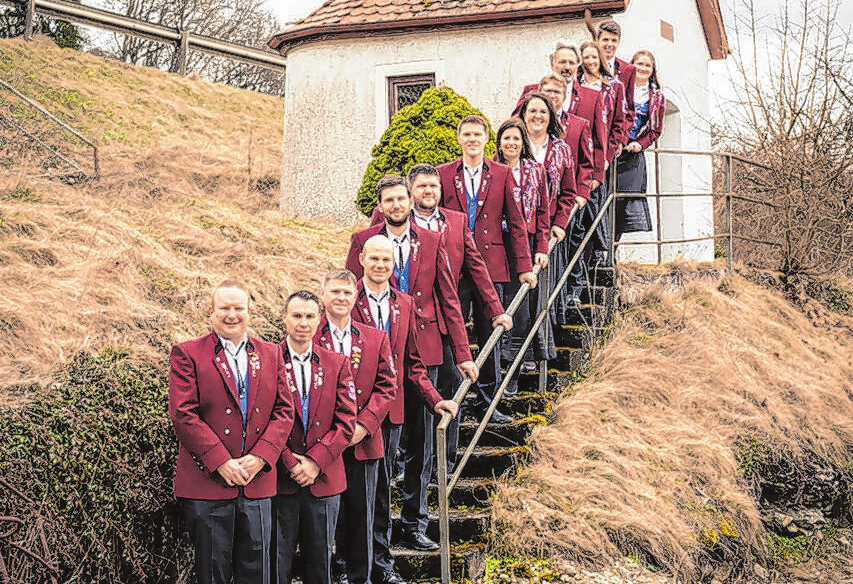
181 495 271 584
400 365 439 534
272 490 340 584
458 274 504 409
373 419 403 578
435 340 462 472
333 450 380 584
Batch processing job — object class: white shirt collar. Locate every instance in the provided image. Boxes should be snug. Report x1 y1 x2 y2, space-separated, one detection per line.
364 280 391 300
286 337 312 362
218 334 247 355
329 319 352 339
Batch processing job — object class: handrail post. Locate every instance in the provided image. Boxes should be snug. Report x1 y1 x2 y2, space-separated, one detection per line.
24 0 36 40
609 161 617 265
654 148 662 264
725 154 733 270
538 259 549 395
177 29 190 76
437 424 451 584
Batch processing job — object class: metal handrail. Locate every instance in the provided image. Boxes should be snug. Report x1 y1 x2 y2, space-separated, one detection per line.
436 195 615 584
1 0 287 74
614 148 775 269
0 78 99 176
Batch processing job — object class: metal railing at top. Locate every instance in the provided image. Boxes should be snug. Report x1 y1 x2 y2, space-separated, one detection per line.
0 78 99 177
0 0 287 75
436 194 615 584
611 148 775 269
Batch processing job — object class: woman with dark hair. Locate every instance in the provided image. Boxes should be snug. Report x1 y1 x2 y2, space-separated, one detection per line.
494 117 551 379
577 39 629 265
615 49 666 242
517 92 582 344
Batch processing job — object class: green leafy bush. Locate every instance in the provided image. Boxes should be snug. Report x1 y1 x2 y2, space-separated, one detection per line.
355 86 496 216
0 348 189 583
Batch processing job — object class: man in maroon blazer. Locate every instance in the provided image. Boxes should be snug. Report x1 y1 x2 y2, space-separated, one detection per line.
597 20 637 144
352 235 458 584
512 42 607 192
314 269 396 584
438 115 535 421
169 279 294 584
274 290 357 584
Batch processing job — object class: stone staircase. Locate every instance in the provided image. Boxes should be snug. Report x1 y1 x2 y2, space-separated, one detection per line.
388 267 617 582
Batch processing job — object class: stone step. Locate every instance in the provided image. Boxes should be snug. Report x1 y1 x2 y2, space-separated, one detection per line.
392 478 498 510
587 265 615 287
458 416 544 447
554 324 609 349
391 509 490 544
390 542 487 582
455 445 530 479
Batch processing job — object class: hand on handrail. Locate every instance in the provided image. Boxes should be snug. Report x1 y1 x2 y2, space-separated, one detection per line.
434 400 459 419
492 313 513 331
456 360 478 383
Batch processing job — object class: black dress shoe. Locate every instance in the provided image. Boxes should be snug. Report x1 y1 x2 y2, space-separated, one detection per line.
377 570 406 584
333 573 350 584
392 469 405 484
401 530 440 551
489 409 513 424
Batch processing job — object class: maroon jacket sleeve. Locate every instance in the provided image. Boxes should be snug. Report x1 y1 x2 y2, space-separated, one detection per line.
637 88 666 151
306 357 357 473
248 346 296 469
405 309 442 410
169 344 231 473
534 164 551 255
434 242 473 364
618 59 637 129
501 170 534 274
356 332 396 437
575 120 594 201
345 232 364 278
608 81 629 161
590 91 608 184
460 221 504 321
552 144 579 230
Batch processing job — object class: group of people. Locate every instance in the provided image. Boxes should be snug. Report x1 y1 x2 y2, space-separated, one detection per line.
167 18 665 584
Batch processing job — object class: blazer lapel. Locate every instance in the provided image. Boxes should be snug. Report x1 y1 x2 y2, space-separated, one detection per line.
476 162 491 219
356 288 374 327
389 291 402 346
408 225 424 288
308 353 324 427
317 319 333 352
452 168 467 214
212 345 240 405
283 345 306 431
245 339 260 416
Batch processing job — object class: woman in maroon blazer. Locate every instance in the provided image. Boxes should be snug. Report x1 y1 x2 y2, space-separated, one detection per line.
615 49 666 242
493 117 554 378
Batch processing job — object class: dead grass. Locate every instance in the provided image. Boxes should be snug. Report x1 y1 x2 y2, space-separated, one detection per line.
491 262 853 581
0 36 358 392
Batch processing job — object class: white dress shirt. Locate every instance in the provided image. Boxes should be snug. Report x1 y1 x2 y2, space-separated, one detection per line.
464 163 483 198
530 138 548 164
365 281 391 330
286 338 312 400
328 320 353 357
218 334 248 395
386 227 411 271
413 209 442 232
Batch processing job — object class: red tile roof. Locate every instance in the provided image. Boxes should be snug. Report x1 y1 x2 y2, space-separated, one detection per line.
268 0 729 60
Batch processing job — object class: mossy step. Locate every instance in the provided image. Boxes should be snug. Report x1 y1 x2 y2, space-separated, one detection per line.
555 324 609 349
456 445 530 479
391 510 490 544
390 542 487 582
457 415 544 446
392 478 497 510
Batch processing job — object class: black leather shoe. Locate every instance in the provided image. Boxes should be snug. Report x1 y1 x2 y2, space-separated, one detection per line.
333 573 350 584
489 409 513 424
377 570 406 584
401 530 440 551
392 469 405 484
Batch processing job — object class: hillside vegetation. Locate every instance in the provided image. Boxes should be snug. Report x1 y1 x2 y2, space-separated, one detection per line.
492 264 853 582
0 36 352 397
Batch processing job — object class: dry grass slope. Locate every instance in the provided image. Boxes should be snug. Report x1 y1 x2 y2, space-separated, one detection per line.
492 264 853 581
0 36 354 396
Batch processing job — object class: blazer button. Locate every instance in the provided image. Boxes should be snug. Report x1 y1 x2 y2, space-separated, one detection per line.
417 307 422 313
254 407 260 414
225 408 232 415
416 291 422 297
485 244 490 250
420 324 425 329
483 213 488 218
256 427 261 433
483 229 488 235
356 389 362 395
224 428 231 436
315 421 321 427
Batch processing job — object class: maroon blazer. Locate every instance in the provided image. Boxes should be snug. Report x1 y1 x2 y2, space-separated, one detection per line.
370 207 503 320
276 341 356 497
314 317 396 461
600 78 630 162
345 222 472 367
541 138 579 230
352 281 442 424
169 332 295 500
437 158 533 281
559 112 594 202
613 57 637 134
634 84 667 150
501 158 551 255
568 84 608 184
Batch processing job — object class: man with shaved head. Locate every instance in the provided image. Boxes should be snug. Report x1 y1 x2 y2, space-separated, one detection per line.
169 279 295 584
348 232 459 583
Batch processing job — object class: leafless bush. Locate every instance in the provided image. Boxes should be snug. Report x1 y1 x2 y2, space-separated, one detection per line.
714 0 853 279
93 0 284 95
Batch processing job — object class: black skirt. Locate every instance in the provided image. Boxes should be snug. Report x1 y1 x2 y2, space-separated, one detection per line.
615 150 652 236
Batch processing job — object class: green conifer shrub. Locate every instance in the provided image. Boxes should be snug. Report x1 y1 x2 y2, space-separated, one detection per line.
355 86 496 216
